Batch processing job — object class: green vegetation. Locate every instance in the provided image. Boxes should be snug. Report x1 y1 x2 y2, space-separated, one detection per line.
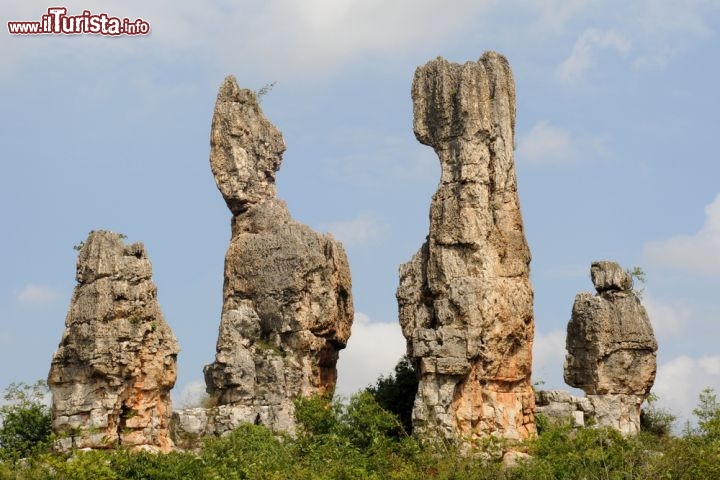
0 381 52 462
640 392 676 437
2 380 720 479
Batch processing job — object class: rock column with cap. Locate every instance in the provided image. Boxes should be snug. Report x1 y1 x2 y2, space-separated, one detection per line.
564 261 658 435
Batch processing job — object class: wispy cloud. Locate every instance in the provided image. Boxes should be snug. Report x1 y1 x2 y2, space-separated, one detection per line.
557 28 631 85
643 294 692 338
335 312 406 397
653 354 720 426
321 213 387 247
15 284 61 306
516 120 609 166
643 193 720 275
525 0 600 32
532 329 566 385
638 0 718 36
173 379 207 409
517 121 573 165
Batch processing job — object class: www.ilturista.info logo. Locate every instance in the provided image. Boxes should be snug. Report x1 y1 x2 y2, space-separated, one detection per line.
8 7 150 36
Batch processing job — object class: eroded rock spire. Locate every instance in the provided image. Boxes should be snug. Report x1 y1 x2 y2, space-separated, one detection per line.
397 52 535 444
202 76 354 433
48 230 179 452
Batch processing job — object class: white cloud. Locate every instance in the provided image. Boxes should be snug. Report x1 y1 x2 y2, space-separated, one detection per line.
652 355 720 427
532 329 566 386
639 0 718 36
517 121 573 165
643 193 720 275
516 121 609 166
632 46 680 69
15 284 60 305
173 379 207 409
642 294 692 338
630 0 720 69
557 28 631 85
525 0 600 32
335 312 406 396
1 1 495 80
321 213 387 247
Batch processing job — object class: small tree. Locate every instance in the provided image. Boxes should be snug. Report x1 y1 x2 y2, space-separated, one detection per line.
640 392 676 437
627 266 646 297
0 380 53 460
367 355 418 434
693 387 720 441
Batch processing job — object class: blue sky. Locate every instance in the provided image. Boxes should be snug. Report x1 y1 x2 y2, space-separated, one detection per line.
1 1 719 427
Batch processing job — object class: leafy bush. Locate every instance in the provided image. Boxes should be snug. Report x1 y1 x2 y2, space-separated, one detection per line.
0 381 53 461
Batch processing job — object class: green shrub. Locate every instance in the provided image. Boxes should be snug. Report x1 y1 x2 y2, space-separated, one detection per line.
201 423 292 480
513 422 648 479
6 382 720 479
641 393 676 437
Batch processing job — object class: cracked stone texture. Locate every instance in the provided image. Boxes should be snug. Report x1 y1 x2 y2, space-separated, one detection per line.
48 230 179 452
564 261 658 435
535 390 593 428
203 76 354 434
397 52 536 444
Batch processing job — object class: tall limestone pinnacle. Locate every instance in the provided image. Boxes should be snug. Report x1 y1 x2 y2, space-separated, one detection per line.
397 52 536 443
203 76 354 433
48 230 179 452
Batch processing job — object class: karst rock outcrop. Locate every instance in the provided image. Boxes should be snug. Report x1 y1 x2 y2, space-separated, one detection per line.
397 52 535 444
48 230 179 452
564 261 658 435
201 76 354 434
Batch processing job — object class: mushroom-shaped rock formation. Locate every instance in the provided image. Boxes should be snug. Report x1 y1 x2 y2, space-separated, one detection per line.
564 261 658 435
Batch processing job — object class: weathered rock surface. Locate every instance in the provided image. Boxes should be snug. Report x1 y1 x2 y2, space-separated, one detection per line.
397 52 535 444
564 261 657 435
202 76 354 434
535 390 592 428
48 230 179 452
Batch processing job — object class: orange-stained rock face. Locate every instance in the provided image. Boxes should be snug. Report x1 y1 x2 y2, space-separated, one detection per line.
48 230 179 452
397 52 536 445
